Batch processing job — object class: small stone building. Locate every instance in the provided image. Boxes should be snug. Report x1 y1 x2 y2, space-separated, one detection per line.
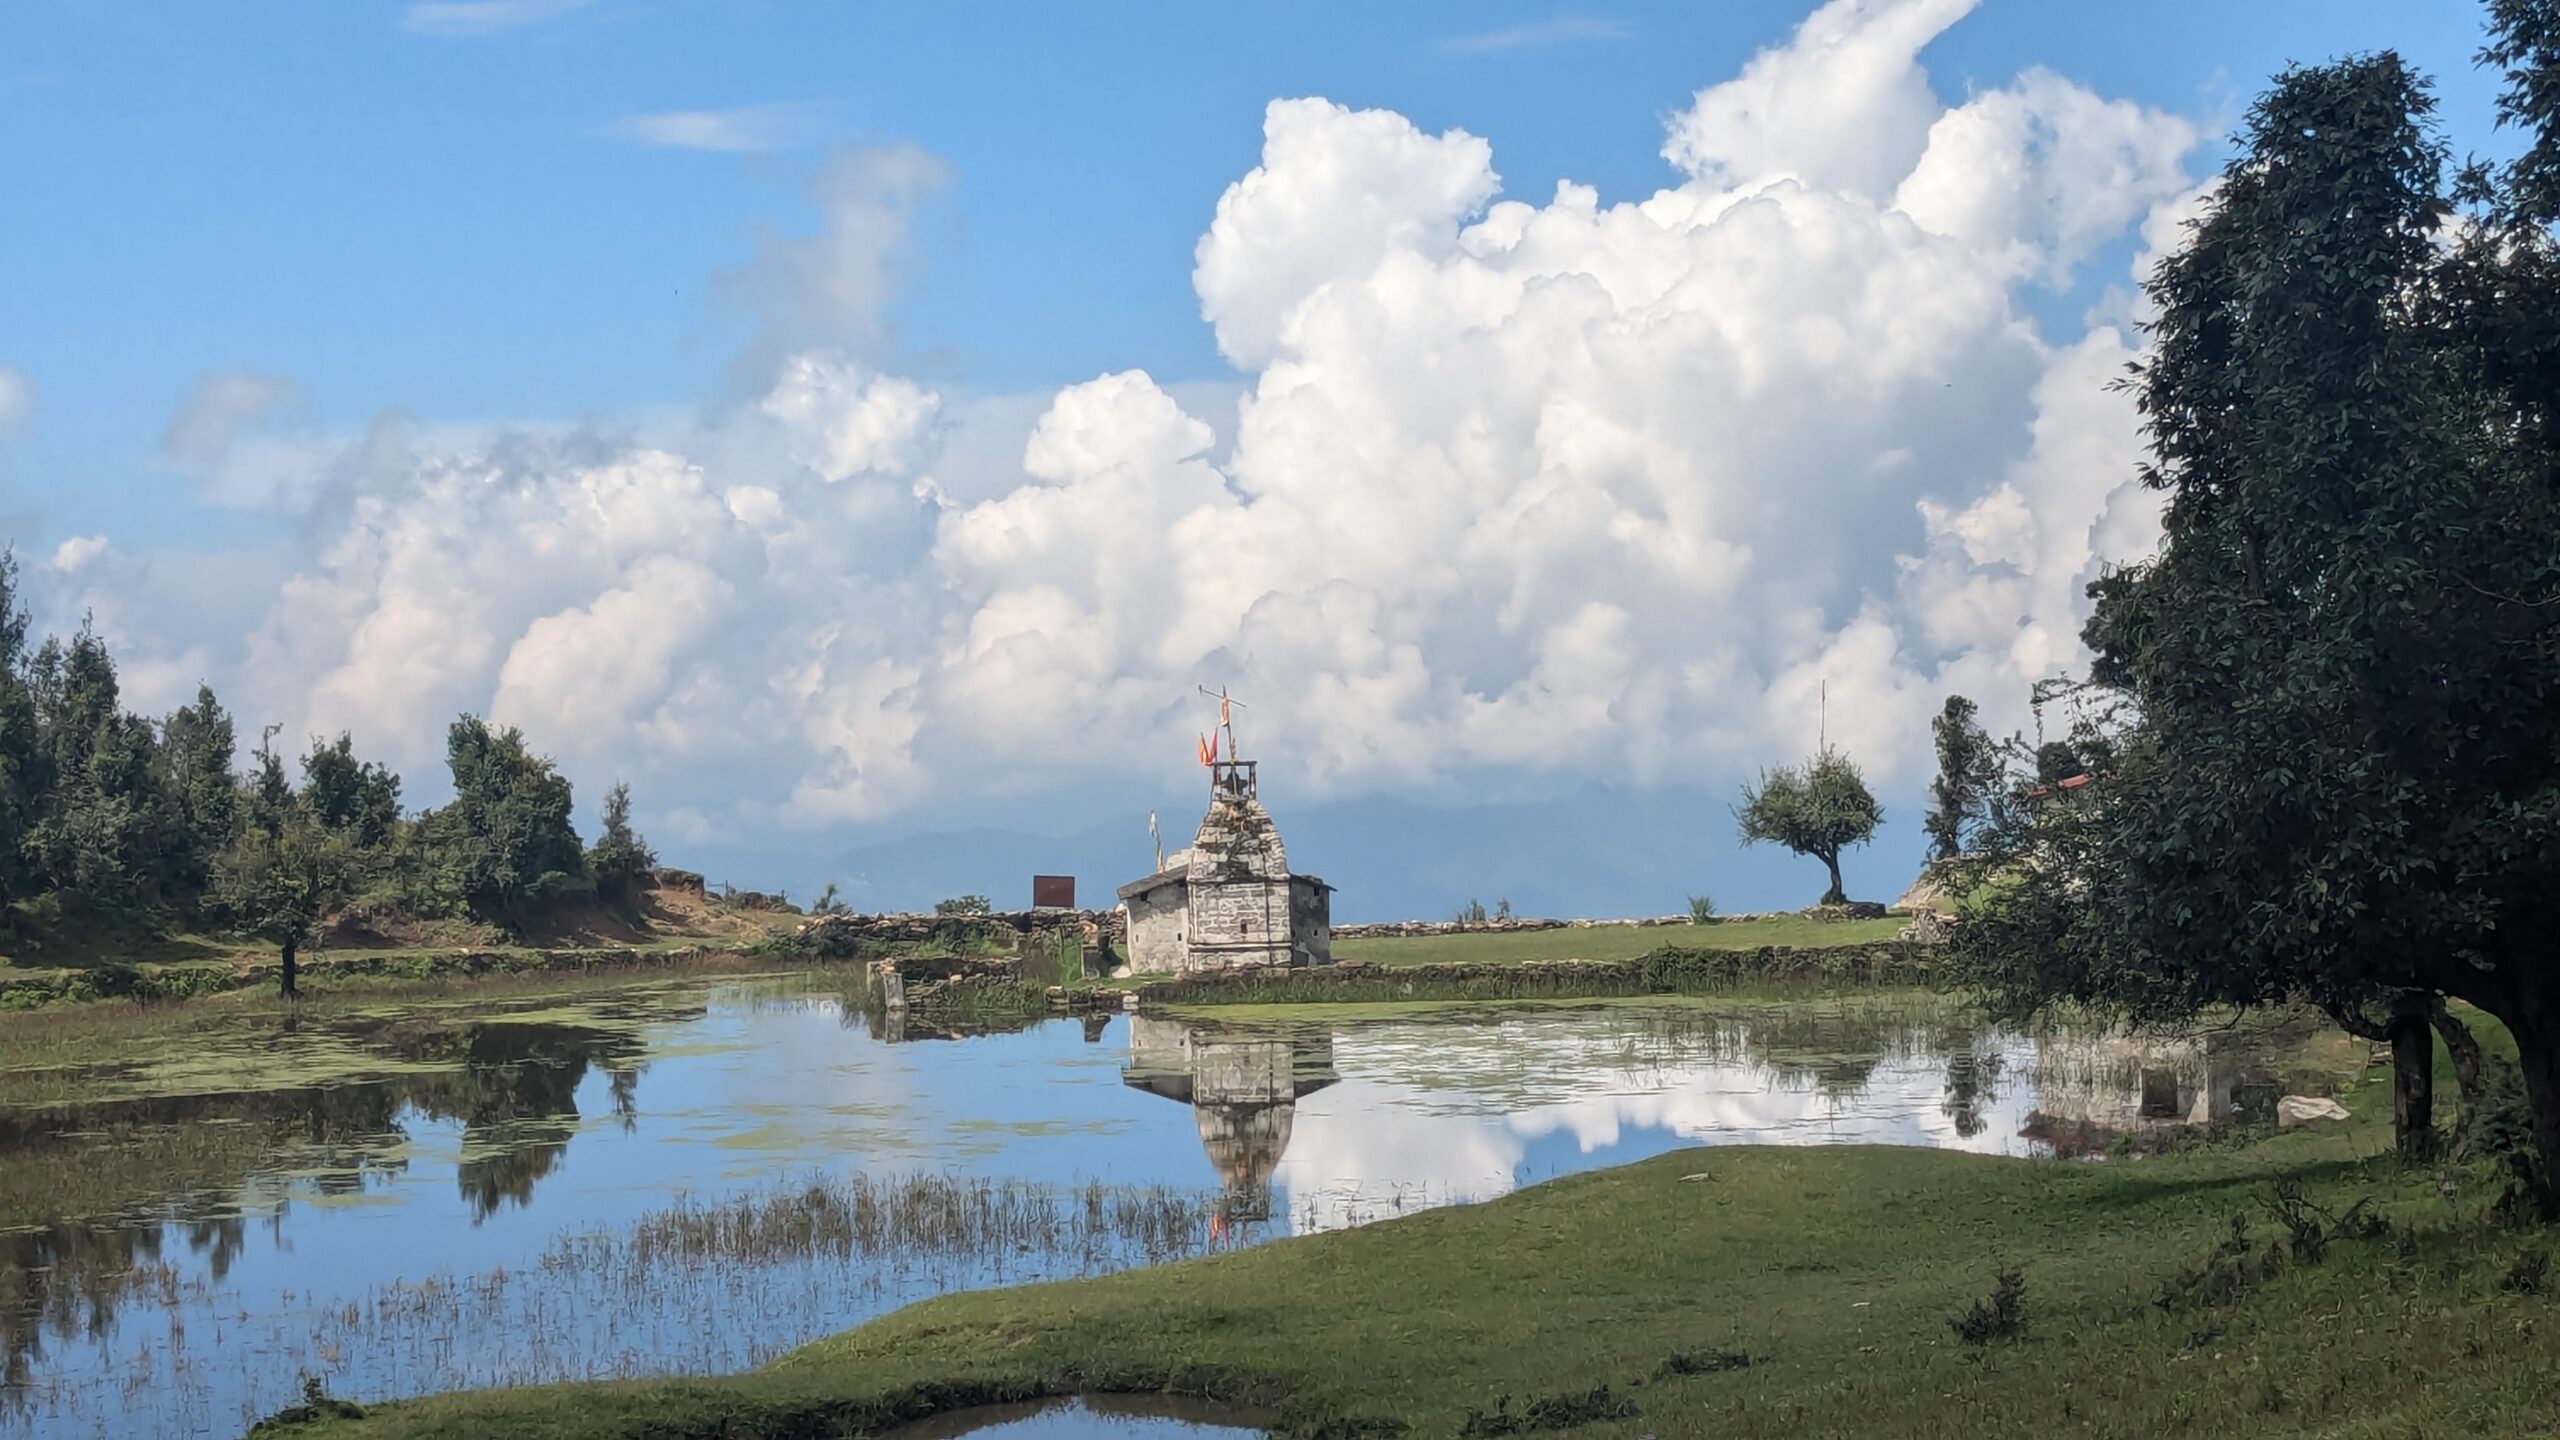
1117 754 1332 974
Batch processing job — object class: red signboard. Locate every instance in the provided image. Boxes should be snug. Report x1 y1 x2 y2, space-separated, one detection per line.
1031 875 1076 909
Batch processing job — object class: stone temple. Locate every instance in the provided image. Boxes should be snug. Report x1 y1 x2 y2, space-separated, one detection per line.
1116 703 1332 974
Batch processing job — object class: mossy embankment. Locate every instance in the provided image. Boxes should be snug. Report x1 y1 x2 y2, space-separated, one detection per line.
0 936 774 1010
1137 940 1935 1008
268 1028 2559 1440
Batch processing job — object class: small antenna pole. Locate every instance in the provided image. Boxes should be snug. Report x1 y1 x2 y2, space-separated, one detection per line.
1819 678 1827 753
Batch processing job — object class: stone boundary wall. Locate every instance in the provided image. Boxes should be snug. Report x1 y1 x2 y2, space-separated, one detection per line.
795 908 1128 957
1136 942 1935 1006
1333 903 1890 941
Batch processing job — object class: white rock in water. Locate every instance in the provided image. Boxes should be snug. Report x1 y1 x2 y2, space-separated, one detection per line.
2277 1095 2351 1126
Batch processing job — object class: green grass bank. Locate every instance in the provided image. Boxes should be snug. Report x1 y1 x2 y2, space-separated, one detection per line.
265 1034 2560 1440
1330 913 1907 965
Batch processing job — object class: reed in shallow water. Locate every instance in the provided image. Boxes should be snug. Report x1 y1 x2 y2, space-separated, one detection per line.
1 1173 1237 1440
573 1172 1224 1272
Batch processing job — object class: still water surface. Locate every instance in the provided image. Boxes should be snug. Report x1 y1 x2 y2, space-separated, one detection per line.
0 976 2355 1438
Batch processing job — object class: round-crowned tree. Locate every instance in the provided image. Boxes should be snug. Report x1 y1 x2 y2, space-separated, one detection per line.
1736 748 1883 907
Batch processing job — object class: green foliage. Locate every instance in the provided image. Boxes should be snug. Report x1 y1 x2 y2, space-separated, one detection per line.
162 684 238 878
1687 893 1717 925
16 623 191 910
210 808 360 995
2030 740 2085 788
0 551 40 914
0 547 701 961
245 726 295 838
300 733 401 848
1923 695 1995 862
1735 748 1882 906
2458 1062 2537 1166
933 894 991 917
1950 9 2560 1189
1947 1267 2026 1345
437 716 589 928
1453 897 1490 925
586 781 656 909
1459 1383 1639 1435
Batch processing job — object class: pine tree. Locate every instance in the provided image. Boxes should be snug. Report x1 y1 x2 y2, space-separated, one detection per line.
1922 695 1995 863
164 685 240 881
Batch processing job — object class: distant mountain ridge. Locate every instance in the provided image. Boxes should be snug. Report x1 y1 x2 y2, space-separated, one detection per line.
789 786 1927 924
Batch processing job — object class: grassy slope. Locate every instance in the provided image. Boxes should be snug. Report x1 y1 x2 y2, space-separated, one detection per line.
287 1039 2558 1440
0 887 794 1010
1333 914 1908 965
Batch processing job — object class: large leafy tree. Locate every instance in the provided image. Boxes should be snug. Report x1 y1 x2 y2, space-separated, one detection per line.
299 733 401 848
1923 695 1996 863
20 625 187 907
1954 17 2560 1182
435 715 587 927
211 807 358 998
1736 749 1883 906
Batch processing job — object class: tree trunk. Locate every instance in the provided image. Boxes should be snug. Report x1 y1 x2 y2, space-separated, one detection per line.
2386 991 2435 1157
1820 853 1845 906
2506 1003 2560 1214
279 934 299 1000
2428 998 2485 1108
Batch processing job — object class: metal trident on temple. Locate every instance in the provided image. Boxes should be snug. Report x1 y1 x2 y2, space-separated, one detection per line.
1198 684 1244 763
1197 684 1256 798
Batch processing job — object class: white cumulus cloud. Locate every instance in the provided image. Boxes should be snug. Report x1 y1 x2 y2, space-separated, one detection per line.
81 0 2205 859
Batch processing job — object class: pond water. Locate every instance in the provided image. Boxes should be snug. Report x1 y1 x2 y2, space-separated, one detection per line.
0 976 2362 1439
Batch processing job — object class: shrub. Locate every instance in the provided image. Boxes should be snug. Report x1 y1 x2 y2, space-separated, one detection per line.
1657 1348 1753 1377
1948 1267 2026 1344
1687 893 1717 924
2503 1248 2550 1294
2265 1182 2379 1264
2458 1061 2536 1165
1460 1385 1639 1435
935 894 992 917
1453 898 1490 925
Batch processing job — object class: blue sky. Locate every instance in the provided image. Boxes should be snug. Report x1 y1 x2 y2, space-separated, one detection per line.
0 1 2526 914
0 1 2508 544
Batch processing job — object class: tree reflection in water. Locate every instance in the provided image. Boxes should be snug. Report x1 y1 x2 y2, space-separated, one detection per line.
0 1015 650 1402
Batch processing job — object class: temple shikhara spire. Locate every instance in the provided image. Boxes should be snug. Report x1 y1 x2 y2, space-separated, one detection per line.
1115 688 1334 974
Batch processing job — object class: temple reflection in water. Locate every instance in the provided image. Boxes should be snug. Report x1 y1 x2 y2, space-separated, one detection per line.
2023 1032 2286 1155
1121 1017 1336 1222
